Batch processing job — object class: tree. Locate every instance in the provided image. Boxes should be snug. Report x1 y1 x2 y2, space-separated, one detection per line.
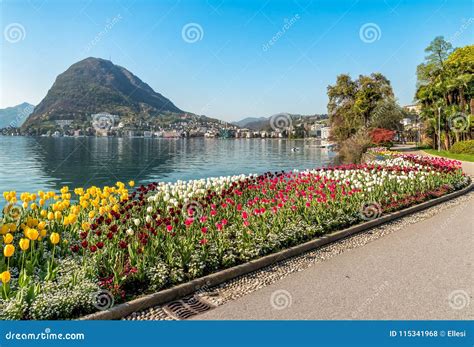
327 72 398 162
327 74 359 143
328 73 396 140
370 98 406 130
415 37 473 149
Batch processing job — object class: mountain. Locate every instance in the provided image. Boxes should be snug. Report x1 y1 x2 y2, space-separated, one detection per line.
232 117 267 128
234 114 329 131
22 57 183 130
0 102 35 128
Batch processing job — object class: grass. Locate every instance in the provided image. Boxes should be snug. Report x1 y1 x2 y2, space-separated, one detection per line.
423 149 474 162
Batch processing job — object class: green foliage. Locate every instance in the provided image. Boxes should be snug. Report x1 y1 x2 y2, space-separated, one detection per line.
328 73 396 142
370 99 406 130
327 72 399 162
415 37 473 149
450 140 474 154
423 149 474 162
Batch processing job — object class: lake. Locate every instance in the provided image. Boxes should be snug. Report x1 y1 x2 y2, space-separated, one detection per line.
0 137 337 203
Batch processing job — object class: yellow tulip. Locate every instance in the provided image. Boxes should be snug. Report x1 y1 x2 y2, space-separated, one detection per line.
88 211 95 219
54 211 62 220
38 221 46 230
27 217 38 227
0 271 11 284
3 244 15 257
19 238 30 251
128 180 135 187
40 209 47 217
0 225 9 235
47 211 54 220
22 201 28 209
30 203 38 210
40 229 47 238
3 233 13 244
8 223 16 232
50 232 60 245
26 228 39 241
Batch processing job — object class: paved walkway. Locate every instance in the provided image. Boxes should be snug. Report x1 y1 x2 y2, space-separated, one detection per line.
195 151 474 320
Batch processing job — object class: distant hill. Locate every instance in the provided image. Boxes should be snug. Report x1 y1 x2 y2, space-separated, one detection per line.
232 117 267 128
0 102 35 128
22 57 183 130
233 114 329 131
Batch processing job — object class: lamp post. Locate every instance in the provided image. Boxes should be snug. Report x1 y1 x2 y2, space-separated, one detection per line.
438 107 441 152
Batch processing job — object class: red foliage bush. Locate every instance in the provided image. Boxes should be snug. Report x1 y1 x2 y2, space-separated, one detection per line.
369 128 396 144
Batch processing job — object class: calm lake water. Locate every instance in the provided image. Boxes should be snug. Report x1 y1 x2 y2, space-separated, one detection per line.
0 137 336 203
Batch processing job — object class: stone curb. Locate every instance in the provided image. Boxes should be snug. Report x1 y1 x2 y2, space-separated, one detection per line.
81 181 473 320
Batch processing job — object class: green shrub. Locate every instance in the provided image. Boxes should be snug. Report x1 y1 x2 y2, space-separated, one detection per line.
450 140 474 154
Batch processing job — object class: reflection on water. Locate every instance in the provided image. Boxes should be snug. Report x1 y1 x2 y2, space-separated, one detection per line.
0 137 336 202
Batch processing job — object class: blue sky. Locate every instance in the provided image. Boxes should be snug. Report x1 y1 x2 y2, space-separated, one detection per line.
1 0 472 121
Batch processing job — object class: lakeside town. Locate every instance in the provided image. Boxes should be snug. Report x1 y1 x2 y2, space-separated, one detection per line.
0 106 421 142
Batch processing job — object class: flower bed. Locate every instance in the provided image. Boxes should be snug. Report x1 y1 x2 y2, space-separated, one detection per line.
0 153 469 319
